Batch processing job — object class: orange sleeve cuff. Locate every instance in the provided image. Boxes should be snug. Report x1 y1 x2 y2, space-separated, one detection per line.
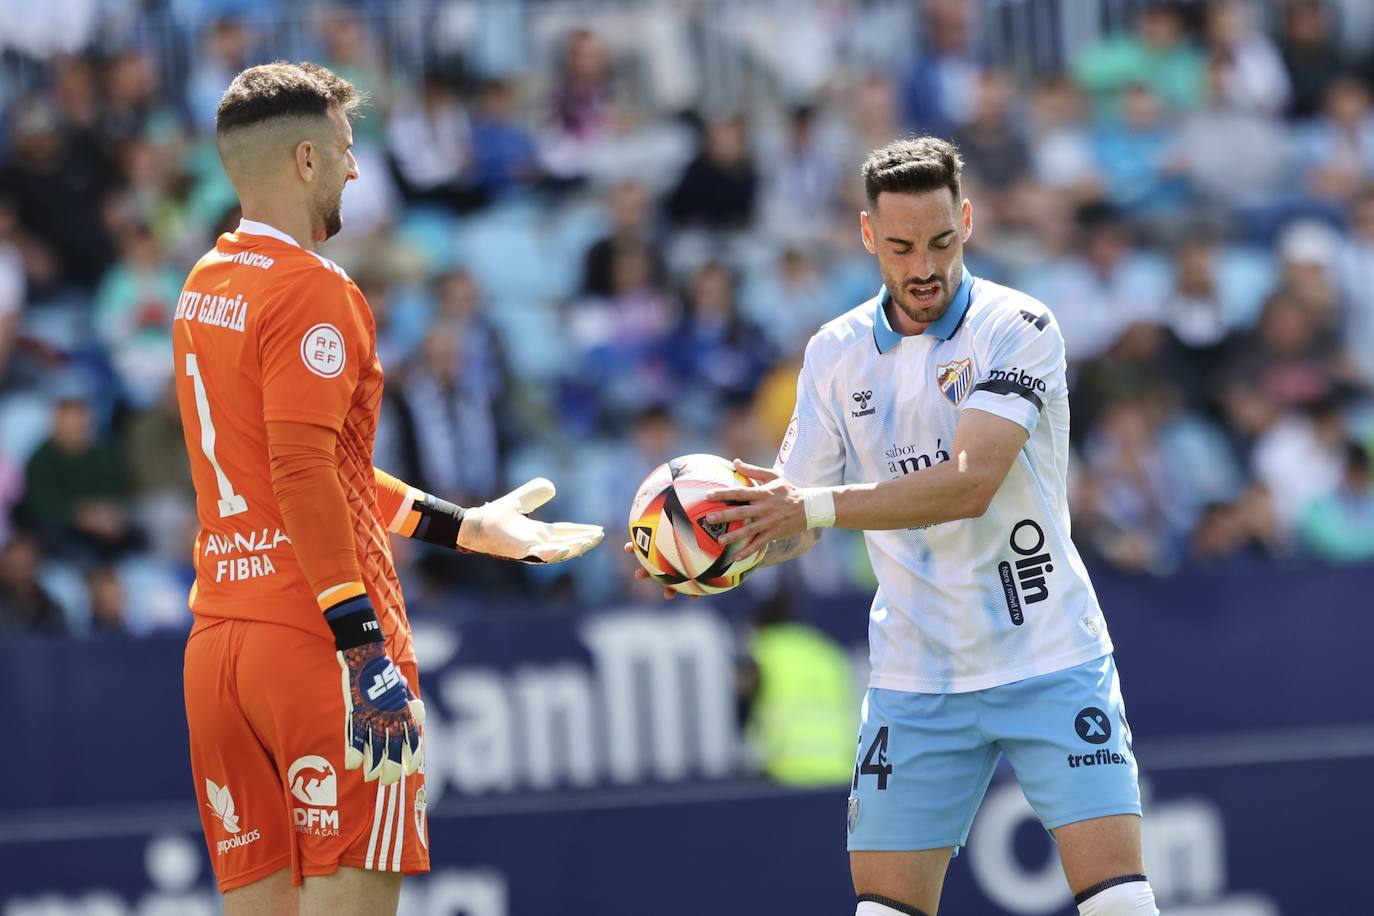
316 581 367 610
374 467 425 537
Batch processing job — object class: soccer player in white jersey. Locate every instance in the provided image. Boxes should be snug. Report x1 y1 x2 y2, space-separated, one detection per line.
697 138 1157 916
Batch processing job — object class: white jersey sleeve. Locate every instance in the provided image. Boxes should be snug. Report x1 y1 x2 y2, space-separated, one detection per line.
964 305 1065 437
775 336 845 487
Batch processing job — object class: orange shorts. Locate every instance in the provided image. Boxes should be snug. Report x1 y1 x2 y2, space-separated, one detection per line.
184 617 430 892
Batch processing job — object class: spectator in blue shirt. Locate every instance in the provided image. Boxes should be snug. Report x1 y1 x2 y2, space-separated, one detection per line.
1297 75 1374 203
1091 84 1189 218
470 79 541 196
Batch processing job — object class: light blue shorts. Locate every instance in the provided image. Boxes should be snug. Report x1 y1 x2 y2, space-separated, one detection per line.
846 653 1140 852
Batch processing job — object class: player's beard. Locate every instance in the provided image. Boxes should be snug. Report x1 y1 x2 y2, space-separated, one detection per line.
320 194 343 241
884 259 963 327
314 178 345 241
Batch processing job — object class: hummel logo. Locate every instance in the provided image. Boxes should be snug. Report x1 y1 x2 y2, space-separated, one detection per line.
851 390 876 418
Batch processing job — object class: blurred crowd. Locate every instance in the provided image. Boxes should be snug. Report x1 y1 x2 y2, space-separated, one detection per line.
2 0 1374 638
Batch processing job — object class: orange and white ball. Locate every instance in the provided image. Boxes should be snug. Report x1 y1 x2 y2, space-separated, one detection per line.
628 454 765 595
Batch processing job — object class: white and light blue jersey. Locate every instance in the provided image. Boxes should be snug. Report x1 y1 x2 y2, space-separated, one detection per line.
776 272 1112 693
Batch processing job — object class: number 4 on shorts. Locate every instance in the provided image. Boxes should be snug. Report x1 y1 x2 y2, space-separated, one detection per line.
855 726 893 790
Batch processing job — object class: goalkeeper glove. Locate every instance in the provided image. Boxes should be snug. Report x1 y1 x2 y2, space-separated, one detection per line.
456 477 604 563
325 595 424 786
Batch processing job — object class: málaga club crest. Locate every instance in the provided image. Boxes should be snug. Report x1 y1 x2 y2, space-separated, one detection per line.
936 357 973 405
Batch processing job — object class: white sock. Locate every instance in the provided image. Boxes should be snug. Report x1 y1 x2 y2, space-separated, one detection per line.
857 903 912 916
856 900 926 916
1076 877 1158 915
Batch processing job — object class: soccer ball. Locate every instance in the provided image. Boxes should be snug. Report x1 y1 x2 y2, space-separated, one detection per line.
628 453 765 595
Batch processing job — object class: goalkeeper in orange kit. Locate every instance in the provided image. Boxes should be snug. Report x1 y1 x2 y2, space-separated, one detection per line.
175 60 603 914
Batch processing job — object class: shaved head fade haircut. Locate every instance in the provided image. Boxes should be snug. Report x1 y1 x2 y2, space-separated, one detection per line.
861 136 964 206
216 60 362 136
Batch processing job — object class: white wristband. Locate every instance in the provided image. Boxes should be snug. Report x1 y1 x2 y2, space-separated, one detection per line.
801 488 836 529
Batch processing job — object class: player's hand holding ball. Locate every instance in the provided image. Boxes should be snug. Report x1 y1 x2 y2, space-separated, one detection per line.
626 454 769 598
701 460 809 559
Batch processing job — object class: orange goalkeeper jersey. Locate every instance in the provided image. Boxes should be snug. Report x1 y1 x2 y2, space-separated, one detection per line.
173 219 412 663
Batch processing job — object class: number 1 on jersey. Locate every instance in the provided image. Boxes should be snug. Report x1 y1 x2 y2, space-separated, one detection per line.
185 353 248 518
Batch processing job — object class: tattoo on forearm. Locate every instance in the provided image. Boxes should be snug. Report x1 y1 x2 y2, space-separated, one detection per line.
769 534 801 556
761 530 816 566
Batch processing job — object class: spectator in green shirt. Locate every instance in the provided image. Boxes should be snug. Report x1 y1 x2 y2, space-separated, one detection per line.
1299 441 1374 563
16 381 138 560
1074 2 1206 120
94 223 183 409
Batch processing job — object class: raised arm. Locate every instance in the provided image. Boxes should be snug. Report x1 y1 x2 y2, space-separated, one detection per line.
373 466 604 563
832 409 1025 531
703 411 1025 558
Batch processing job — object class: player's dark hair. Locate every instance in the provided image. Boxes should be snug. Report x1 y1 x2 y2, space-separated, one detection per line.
216 61 362 135
861 136 964 206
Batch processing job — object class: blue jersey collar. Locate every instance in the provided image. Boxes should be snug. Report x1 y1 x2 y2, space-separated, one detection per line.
873 270 975 354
